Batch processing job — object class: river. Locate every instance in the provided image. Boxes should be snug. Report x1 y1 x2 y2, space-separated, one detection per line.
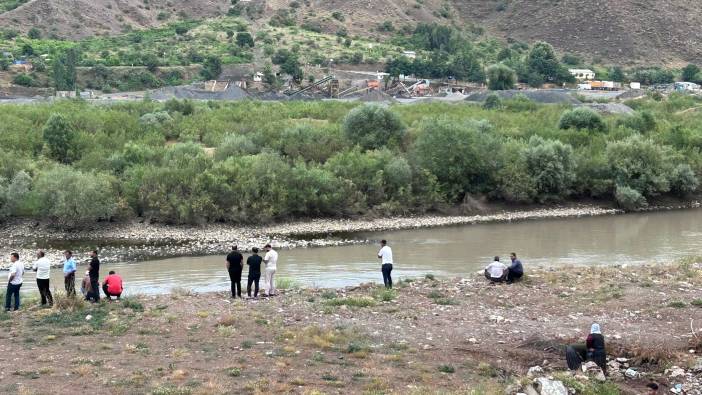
25 209 702 295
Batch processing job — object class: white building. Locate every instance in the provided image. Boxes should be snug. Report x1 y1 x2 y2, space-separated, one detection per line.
402 51 417 59
568 69 596 81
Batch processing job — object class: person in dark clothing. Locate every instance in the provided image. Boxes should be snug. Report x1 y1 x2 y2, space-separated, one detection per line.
645 383 659 395
586 323 607 374
246 247 263 298
226 245 244 298
507 252 524 283
87 250 100 302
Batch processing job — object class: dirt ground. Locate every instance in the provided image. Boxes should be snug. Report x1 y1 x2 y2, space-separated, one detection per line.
0 262 700 395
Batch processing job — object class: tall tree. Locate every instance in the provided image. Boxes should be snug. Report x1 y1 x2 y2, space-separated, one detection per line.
52 48 78 91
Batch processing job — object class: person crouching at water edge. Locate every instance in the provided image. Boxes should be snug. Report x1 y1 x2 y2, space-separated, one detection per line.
377 240 393 289
103 271 123 300
246 247 263 298
263 244 278 296
484 256 507 283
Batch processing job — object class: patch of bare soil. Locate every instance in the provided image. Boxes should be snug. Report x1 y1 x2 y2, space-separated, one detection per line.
0 262 700 394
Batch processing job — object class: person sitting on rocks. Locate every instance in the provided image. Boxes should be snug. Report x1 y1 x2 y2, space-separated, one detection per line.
507 252 524 283
102 271 123 300
484 256 507 283
586 323 607 375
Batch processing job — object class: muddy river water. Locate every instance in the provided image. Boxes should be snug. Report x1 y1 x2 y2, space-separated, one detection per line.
30 209 702 295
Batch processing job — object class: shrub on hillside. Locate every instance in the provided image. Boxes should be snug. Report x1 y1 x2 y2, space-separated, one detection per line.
12 73 34 87
558 107 606 131
342 104 406 150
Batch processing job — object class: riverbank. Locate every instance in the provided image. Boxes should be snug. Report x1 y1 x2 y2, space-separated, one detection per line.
1 262 700 394
0 205 623 270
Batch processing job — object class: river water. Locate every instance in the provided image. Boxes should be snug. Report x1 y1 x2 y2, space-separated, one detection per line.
29 209 702 295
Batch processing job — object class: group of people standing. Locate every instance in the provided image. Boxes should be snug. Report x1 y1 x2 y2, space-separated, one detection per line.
225 244 278 298
5 250 124 312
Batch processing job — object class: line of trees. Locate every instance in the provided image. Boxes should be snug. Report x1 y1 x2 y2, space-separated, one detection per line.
0 96 700 228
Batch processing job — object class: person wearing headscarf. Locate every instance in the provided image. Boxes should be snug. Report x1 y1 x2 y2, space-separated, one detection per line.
586 323 606 374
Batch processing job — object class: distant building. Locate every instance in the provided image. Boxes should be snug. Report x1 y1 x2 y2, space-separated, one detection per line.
568 69 595 80
629 82 641 90
253 72 264 82
402 51 417 59
56 91 77 98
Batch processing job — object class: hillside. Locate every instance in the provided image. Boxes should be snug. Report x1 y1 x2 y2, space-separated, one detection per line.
1 0 701 65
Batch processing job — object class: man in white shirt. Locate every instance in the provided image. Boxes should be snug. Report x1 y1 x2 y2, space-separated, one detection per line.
484 256 507 283
5 253 24 311
377 240 394 289
263 244 278 296
33 250 53 307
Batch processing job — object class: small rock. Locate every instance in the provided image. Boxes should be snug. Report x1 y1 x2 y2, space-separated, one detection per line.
85 315 93 321
527 366 544 377
534 377 567 395
624 368 638 379
668 366 686 378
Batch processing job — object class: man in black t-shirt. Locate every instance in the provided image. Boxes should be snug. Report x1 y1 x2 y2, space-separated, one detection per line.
87 250 100 303
246 247 263 298
226 245 244 298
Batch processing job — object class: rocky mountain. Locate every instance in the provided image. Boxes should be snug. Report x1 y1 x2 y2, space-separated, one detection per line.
1 0 701 65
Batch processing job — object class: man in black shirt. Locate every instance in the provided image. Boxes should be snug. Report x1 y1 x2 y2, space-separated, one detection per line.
226 245 244 298
87 250 100 303
246 247 263 298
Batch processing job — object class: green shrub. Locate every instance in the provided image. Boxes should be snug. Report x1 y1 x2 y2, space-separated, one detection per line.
0 170 31 218
606 135 670 197
215 134 258 160
523 136 576 201
12 73 34 87
32 167 117 227
617 111 656 133
614 185 647 210
669 164 699 196
486 64 516 90
413 117 499 201
42 113 77 163
342 104 406 150
482 93 502 109
558 107 606 131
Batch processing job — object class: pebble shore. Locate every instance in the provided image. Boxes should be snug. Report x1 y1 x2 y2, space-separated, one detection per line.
0 206 621 270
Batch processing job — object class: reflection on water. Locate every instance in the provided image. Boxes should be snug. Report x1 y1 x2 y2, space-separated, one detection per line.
22 209 702 295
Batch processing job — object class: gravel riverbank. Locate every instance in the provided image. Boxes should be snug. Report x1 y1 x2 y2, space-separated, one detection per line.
1 263 700 394
0 206 621 270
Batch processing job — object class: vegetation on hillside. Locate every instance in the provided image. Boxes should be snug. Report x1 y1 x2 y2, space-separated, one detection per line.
1 94 701 227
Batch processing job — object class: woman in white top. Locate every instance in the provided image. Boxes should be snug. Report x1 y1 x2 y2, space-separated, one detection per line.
33 250 53 307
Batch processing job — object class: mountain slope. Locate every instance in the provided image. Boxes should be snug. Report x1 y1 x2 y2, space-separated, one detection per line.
1 0 701 65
